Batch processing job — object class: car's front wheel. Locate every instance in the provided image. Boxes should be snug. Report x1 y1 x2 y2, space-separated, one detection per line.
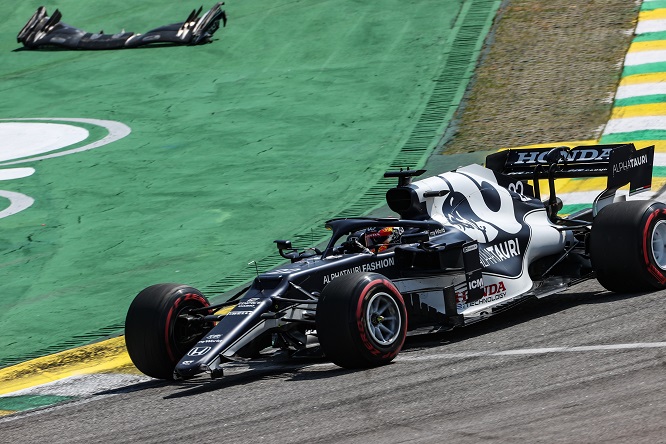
590 200 666 293
316 273 407 368
125 284 211 379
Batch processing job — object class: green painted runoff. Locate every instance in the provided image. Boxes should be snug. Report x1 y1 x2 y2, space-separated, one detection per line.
0 0 499 366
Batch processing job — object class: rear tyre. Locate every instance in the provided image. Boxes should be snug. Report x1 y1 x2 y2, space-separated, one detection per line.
316 273 407 369
590 200 666 293
125 283 210 379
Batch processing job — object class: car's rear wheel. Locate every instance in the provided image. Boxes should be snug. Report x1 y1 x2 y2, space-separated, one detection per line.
316 273 407 368
125 284 211 379
590 200 666 293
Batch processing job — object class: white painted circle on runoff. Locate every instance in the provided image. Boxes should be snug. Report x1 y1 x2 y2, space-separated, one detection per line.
0 167 35 181
0 123 89 162
0 118 131 219
0 190 34 219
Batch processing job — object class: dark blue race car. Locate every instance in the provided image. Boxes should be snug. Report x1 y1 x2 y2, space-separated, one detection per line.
125 143 666 380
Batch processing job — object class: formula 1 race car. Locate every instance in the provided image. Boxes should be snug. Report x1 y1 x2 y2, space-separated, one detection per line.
125 143 666 380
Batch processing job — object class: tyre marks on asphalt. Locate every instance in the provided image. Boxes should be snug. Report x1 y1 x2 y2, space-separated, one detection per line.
3 341 666 421
0 374 152 421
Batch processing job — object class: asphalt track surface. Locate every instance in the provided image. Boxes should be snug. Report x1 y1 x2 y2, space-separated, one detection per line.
1 279 664 443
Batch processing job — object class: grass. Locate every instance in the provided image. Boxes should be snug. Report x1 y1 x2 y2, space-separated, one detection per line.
442 0 640 153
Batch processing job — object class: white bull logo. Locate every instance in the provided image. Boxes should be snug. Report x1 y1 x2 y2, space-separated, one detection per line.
420 168 523 243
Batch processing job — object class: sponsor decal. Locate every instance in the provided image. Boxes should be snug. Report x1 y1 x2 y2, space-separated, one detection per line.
227 311 254 315
612 154 649 175
468 278 483 289
323 257 395 284
429 228 447 237
463 243 478 253
264 268 299 275
512 147 612 165
479 237 520 267
188 346 211 356
608 145 654 195
237 297 261 308
456 281 507 307
182 360 194 365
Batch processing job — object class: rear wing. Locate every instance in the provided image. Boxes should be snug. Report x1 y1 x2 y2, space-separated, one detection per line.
486 143 654 195
485 143 655 217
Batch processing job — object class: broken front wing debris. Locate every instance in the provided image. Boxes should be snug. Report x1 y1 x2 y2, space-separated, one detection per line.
17 3 227 50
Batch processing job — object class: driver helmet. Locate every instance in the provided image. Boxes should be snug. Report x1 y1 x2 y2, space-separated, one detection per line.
353 226 404 252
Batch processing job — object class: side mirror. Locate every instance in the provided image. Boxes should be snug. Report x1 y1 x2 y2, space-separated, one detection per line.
275 240 321 262
274 240 293 251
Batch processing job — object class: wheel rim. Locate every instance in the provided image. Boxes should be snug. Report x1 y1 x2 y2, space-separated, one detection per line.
365 292 402 346
651 220 666 270
170 297 210 358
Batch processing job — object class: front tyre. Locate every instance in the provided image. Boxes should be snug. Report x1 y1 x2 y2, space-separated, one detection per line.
125 284 210 379
316 273 407 369
590 200 666 293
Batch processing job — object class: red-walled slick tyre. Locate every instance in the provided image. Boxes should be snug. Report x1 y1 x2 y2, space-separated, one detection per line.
316 273 407 369
125 284 211 379
590 200 666 293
